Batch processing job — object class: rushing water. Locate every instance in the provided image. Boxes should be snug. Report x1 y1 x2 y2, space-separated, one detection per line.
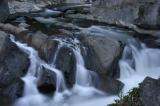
10 29 160 106
10 35 104 106
119 39 160 94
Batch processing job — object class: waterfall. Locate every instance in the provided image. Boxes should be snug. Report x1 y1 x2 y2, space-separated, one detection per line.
10 35 68 106
10 35 103 106
10 34 160 106
119 39 160 94
74 47 92 86
53 38 103 96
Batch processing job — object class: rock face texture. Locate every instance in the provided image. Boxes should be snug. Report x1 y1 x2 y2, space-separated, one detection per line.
80 34 122 78
55 47 76 88
9 1 41 14
79 34 124 94
37 68 57 94
65 0 88 3
0 31 29 106
139 77 160 106
0 0 9 22
29 31 59 62
92 0 160 29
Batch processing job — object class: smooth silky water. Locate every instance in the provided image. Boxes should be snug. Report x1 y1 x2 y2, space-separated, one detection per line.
10 27 160 106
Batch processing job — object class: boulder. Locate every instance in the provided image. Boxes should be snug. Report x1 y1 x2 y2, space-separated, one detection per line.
37 68 56 94
79 34 123 78
78 34 124 94
37 46 76 94
92 0 160 29
22 31 59 62
25 31 59 62
98 77 124 95
55 46 76 88
0 31 30 105
0 23 60 63
0 0 9 22
139 77 160 106
39 38 59 62
30 31 48 50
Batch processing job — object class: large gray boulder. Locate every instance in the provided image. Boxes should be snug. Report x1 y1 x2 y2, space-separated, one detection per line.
139 77 160 106
0 0 9 22
0 31 30 106
80 34 123 78
37 68 57 94
92 0 160 29
29 31 58 62
55 46 76 88
79 34 124 94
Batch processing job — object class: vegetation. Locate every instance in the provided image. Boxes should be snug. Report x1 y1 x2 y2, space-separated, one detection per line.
108 88 142 106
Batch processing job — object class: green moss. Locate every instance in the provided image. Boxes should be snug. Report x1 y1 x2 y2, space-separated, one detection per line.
108 88 142 106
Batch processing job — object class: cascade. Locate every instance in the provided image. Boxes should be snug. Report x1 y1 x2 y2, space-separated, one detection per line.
11 35 103 106
10 35 160 106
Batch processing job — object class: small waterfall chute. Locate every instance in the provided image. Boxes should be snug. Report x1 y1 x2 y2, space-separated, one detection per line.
119 39 160 94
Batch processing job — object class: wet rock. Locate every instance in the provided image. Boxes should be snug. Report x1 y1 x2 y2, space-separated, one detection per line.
0 23 59 62
55 47 76 88
79 34 123 78
0 0 9 22
139 77 160 106
39 38 59 62
33 17 80 31
37 68 56 94
79 34 123 94
53 3 91 13
0 31 10 60
0 31 30 105
0 81 24 106
98 77 124 95
24 31 59 62
1 81 24 106
30 31 48 50
65 0 87 4
38 9 62 18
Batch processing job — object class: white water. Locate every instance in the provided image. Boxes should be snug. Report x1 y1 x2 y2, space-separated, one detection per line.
10 36 105 106
10 35 160 106
119 39 160 94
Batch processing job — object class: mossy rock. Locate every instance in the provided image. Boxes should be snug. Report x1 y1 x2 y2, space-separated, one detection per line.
108 88 143 106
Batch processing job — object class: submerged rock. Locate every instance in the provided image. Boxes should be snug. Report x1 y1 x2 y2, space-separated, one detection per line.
0 31 29 105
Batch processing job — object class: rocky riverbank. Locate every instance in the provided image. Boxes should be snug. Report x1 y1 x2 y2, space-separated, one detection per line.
0 0 160 106
109 77 160 106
